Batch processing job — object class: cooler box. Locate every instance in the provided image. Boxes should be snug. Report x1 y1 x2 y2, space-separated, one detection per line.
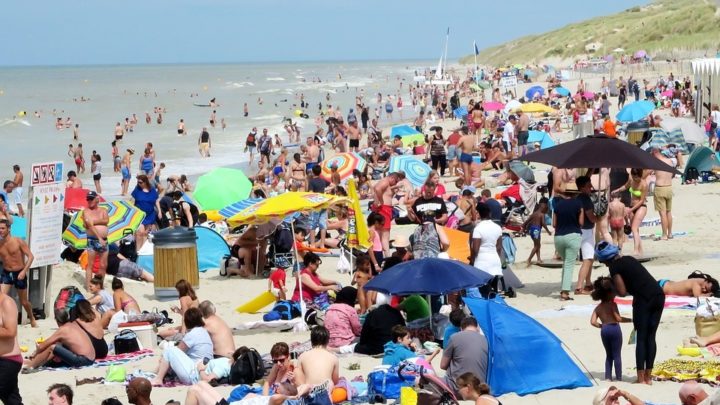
117 322 157 350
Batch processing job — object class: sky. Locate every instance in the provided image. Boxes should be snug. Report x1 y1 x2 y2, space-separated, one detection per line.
0 0 648 66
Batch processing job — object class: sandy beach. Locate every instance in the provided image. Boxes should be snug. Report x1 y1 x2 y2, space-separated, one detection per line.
10 65 719 405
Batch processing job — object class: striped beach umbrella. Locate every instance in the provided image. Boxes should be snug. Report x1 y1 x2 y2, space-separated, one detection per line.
218 198 262 219
62 200 146 249
226 192 348 226
389 155 431 187
320 152 366 183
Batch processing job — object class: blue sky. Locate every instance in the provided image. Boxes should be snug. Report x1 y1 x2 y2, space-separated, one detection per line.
1 0 647 66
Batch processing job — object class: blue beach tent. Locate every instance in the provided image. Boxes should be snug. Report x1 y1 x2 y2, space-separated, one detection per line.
527 131 556 150
138 226 231 274
464 297 592 396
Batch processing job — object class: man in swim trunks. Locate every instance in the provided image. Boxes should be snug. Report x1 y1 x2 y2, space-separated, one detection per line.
651 148 674 241
114 122 124 141
305 137 320 173
515 110 530 156
121 149 134 196
82 192 109 290
11 165 24 217
347 120 361 153
177 118 186 136
456 127 475 187
0 219 36 327
0 284 23 404
74 143 86 174
371 172 405 254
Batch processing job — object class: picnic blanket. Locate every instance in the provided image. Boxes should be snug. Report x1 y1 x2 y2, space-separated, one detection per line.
36 349 155 371
614 295 698 309
653 358 720 385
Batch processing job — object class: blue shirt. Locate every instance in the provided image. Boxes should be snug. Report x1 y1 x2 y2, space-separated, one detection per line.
442 325 460 349
484 198 503 225
131 186 159 226
382 341 416 366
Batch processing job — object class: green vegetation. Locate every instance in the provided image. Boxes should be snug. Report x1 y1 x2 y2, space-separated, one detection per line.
460 0 719 66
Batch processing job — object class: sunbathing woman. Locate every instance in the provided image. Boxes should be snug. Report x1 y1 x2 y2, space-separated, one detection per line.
659 278 717 297
159 279 200 339
111 278 141 315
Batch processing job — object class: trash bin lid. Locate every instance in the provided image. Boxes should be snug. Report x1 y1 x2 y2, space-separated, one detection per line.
152 226 197 245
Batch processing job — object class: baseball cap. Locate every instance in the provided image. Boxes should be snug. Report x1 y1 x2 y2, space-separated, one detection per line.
86 191 98 201
461 186 477 196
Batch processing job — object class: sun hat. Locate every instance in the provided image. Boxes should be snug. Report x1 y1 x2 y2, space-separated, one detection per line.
595 241 620 262
592 387 612 405
391 235 410 249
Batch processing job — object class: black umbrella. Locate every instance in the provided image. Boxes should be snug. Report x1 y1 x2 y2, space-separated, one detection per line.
522 135 680 174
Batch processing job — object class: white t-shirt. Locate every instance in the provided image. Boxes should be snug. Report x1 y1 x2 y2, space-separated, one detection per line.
502 122 514 144
472 220 503 276
712 110 720 124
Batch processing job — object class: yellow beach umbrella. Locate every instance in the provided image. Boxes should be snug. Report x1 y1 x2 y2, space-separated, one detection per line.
519 103 556 114
346 179 370 250
227 192 348 226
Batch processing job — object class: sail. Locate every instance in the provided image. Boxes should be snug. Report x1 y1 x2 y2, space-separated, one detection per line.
434 53 443 80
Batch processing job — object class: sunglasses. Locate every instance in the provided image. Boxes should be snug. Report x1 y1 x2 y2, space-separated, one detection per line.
272 357 287 364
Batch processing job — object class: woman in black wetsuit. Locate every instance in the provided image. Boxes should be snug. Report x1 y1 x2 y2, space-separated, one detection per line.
596 241 664 385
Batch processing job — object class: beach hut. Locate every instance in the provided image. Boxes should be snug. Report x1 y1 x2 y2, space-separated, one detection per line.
465 297 592 396
691 58 720 126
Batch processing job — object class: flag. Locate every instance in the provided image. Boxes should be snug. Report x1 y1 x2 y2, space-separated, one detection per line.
474 41 479 55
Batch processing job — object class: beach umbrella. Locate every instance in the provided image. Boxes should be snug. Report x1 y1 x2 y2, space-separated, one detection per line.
482 101 505 112
477 81 491 90
388 155 432 187
320 152 366 183
469 83 482 92
581 91 595 99
364 258 492 296
524 69 536 78
218 198 262 219
507 159 536 183
616 100 655 122
453 106 468 118
519 103 556 114
9 215 26 240
64 188 106 212
660 90 673 97
552 87 570 97
226 192 348 226
503 100 522 114
193 168 252 211
390 124 425 148
62 201 146 249
527 130 556 150
525 86 545 100
634 50 647 59
660 117 706 145
522 135 680 173
642 128 689 154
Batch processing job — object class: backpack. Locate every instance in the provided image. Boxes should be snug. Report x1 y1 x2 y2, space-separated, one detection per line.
263 300 301 321
685 167 700 183
410 223 441 259
367 363 418 401
271 224 294 254
247 133 256 144
229 347 266 385
54 286 86 321
260 137 271 153
118 229 137 262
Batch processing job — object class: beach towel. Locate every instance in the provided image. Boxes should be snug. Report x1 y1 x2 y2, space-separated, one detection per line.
652 358 720 385
614 295 698 310
35 349 155 371
233 318 305 334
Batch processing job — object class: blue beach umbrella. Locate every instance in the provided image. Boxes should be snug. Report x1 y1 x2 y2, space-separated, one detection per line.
388 155 431 187
453 106 468 118
553 87 571 97
525 86 545 99
364 258 493 296
616 100 655 122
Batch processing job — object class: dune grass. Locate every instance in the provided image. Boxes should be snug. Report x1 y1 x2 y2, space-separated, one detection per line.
460 0 719 66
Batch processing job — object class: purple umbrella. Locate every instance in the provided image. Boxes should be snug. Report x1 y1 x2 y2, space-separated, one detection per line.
634 50 647 59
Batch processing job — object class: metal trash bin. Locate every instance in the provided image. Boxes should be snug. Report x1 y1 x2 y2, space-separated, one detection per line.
152 227 199 298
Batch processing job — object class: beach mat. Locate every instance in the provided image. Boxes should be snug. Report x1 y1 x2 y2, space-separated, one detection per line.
614 295 698 309
32 349 155 372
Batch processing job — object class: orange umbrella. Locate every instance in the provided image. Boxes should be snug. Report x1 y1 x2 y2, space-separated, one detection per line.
444 227 471 264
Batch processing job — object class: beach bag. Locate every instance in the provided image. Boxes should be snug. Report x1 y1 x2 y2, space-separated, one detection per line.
229 347 265 385
367 363 418 401
695 299 720 337
118 229 138 262
263 300 300 321
591 192 609 217
114 329 140 354
686 167 700 183
54 286 86 322
105 365 127 382
501 233 517 265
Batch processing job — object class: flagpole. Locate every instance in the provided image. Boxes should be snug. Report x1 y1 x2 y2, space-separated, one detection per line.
443 27 450 79
473 41 478 80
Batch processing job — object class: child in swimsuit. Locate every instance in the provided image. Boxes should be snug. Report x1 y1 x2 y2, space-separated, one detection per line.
607 193 627 248
523 198 551 266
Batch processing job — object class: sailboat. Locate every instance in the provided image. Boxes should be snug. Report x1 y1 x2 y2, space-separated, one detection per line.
429 28 451 86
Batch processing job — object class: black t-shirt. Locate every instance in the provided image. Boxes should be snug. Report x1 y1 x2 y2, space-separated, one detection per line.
483 198 503 225
200 130 210 143
608 256 662 301
412 196 447 224
106 252 121 276
354 304 405 355
308 177 329 193
577 194 595 230
553 197 582 236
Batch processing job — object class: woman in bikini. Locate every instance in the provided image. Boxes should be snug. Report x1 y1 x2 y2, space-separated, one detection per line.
262 342 296 395
111 277 141 314
288 153 306 191
612 168 647 257
160 279 200 339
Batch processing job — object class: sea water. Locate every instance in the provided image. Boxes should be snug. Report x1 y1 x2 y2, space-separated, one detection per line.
0 60 432 197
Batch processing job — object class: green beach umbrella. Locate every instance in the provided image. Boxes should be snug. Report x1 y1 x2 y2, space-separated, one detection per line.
469 83 482 92
193 167 252 211
477 81 491 90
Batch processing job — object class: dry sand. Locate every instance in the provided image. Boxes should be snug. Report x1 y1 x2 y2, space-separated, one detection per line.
15 69 718 405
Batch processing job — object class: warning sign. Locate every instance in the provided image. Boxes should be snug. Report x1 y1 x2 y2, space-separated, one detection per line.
31 161 63 186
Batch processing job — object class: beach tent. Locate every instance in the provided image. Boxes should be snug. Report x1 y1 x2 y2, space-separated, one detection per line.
527 131 556 150
465 297 592 396
683 146 720 182
390 125 425 148
137 226 230 274
641 128 689 154
660 117 706 145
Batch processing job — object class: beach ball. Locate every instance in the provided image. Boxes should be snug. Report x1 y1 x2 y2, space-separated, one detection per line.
330 387 347 403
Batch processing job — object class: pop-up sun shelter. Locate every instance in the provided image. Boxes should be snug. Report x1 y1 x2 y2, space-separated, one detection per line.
137 226 230 274
464 297 592 396
390 124 425 148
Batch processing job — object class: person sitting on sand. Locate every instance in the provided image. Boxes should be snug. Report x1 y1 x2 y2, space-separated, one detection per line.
325 286 361 351
151 308 214 386
383 325 440 366
262 342 296 395
456 372 501 405
87 276 115 328
658 278 718 298
25 301 108 369
159 279 200 339
291 252 340 305
354 303 406 355
185 380 303 405
199 301 235 359
295 326 339 391
111 277 141 315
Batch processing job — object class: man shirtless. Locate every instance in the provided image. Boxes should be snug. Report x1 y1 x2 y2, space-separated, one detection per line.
372 172 405 254
0 281 23 405
347 120 361 153
515 110 530 156
82 192 109 290
0 219 36 327
456 128 475 187
74 143 86 174
114 122 125 141
295 326 339 391
651 148 675 240
12 165 24 217
66 171 83 189
24 308 96 370
199 301 235 359
305 137 320 173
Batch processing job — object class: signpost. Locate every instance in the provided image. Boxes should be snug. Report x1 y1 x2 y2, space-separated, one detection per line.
27 161 65 319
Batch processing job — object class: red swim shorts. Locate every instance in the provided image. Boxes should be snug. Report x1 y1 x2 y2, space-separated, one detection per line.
372 204 393 230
